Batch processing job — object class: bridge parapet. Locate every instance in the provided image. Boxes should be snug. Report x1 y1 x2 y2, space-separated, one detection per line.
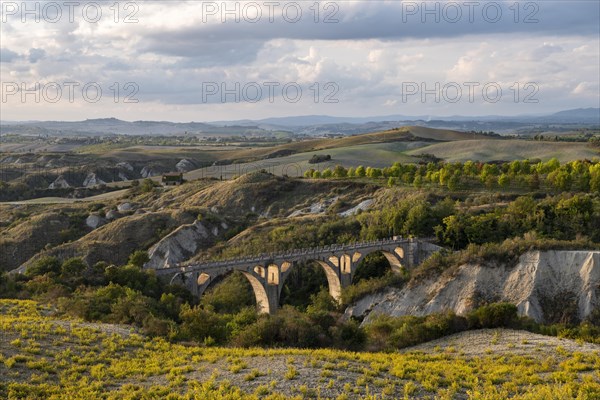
156 237 423 276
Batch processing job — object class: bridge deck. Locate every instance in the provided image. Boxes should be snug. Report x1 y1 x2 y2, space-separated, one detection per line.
152 237 417 276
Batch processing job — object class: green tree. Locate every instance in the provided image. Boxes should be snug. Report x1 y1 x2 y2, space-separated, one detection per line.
498 173 510 189
178 303 229 344
413 174 423 188
447 171 461 191
60 258 88 287
140 178 156 193
26 257 61 277
128 250 149 268
333 165 347 178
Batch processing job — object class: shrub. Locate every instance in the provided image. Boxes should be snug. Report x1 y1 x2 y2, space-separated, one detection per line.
365 312 468 351
330 319 366 351
467 302 519 329
104 264 161 298
128 250 149 268
178 304 230 344
25 257 61 278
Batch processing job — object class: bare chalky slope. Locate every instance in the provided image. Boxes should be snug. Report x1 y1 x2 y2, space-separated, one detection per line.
349 251 600 324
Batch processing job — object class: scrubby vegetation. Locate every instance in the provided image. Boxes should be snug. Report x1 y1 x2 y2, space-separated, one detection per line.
2 250 599 351
366 303 600 351
213 190 600 260
1 299 599 399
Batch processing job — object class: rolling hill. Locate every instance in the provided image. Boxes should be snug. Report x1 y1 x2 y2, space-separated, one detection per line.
407 140 600 163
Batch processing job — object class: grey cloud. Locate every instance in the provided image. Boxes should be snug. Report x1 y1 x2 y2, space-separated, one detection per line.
533 44 564 59
142 38 265 67
0 48 20 63
28 48 46 63
140 1 599 57
103 60 134 71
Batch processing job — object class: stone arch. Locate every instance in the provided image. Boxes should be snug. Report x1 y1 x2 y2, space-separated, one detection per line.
351 250 405 284
281 261 292 273
197 269 271 314
278 259 343 303
254 265 266 278
394 247 404 259
328 256 339 267
239 271 271 314
379 250 404 274
169 272 185 286
312 260 342 302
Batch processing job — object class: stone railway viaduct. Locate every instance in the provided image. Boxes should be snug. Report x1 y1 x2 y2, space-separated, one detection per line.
154 237 441 314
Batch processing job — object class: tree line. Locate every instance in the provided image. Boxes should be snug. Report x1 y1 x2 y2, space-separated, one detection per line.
304 159 600 193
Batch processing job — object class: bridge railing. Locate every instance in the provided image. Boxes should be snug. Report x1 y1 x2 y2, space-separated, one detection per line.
156 236 442 274
155 236 420 275
162 236 442 274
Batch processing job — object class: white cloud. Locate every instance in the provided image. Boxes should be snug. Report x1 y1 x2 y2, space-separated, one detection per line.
0 1 598 121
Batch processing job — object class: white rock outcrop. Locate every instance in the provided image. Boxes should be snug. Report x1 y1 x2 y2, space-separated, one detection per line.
83 172 106 187
347 250 600 325
288 197 339 217
117 202 134 212
105 210 121 220
141 166 159 178
86 214 107 229
144 221 212 269
116 162 134 171
49 175 70 189
176 159 194 172
339 199 373 217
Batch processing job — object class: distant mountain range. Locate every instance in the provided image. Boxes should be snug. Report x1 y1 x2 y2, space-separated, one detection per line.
1 108 598 137
211 108 600 126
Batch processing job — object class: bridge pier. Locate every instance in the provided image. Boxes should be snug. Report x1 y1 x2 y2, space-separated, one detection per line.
266 283 281 315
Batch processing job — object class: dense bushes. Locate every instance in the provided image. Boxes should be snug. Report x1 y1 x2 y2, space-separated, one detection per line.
365 312 468 351
6 252 600 349
209 189 599 265
231 303 365 350
467 303 519 328
363 302 600 351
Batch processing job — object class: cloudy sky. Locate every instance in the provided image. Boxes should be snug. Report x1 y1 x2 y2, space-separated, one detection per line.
1 0 599 121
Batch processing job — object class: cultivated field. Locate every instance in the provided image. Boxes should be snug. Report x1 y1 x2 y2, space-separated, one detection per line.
407 140 600 163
